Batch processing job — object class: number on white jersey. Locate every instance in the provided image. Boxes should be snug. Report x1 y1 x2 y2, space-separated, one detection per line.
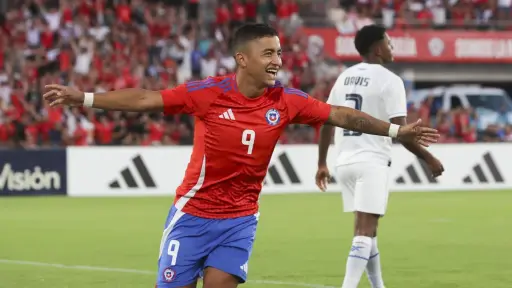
343 94 363 137
242 129 256 154
167 240 180 266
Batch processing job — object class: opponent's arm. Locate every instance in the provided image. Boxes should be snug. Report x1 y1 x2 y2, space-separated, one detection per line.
390 116 433 161
317 124 334 166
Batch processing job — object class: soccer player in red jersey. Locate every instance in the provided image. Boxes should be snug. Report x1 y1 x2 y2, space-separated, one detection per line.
44 23 438 288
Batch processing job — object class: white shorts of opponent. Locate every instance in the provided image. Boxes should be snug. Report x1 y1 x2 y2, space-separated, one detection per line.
336 162 391 216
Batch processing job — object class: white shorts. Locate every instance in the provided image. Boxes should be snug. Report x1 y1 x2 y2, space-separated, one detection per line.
336 162 391 215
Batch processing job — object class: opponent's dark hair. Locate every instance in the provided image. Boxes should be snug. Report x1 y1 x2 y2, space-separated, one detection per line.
231 23 279 53
354 25 387 56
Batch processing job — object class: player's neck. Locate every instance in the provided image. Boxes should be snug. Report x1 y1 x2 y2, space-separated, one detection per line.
362 57 384 65
235 72 266 99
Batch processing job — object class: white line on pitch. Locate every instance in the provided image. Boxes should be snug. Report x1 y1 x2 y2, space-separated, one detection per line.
0 259 336 288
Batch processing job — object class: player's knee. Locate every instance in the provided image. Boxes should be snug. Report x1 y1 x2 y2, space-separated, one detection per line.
203 267 239 288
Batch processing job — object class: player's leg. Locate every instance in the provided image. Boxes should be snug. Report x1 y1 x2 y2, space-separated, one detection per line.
202 212 259 288
365 227 385 288
341 163 390 288
360 163 390 288
202 267 239 288
156 206 215 288
337 165 368 287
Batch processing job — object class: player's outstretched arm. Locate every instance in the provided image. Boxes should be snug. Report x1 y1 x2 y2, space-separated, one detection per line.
43 85 165 112
391 116 444 177
326 105 440 147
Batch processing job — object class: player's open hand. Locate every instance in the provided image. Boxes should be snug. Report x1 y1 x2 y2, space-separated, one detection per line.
43 84 85 107
315 164 331 192
397 119 439 147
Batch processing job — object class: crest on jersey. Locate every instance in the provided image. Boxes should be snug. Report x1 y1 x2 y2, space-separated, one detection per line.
163 267 176 282
265 109 281 126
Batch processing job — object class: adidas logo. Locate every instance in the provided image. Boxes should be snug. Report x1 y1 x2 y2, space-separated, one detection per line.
109 155 157 189
395 158 437 184
462 152 504 184
264 153 301 185
219 109 236 120
262 152 337 186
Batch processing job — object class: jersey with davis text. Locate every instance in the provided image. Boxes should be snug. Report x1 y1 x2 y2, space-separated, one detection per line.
160 75 331 219
327 62 407 167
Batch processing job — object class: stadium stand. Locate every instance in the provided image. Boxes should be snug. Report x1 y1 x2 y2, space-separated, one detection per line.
0 0 510 148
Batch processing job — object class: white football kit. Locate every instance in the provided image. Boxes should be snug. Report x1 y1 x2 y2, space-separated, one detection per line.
327 62 407 215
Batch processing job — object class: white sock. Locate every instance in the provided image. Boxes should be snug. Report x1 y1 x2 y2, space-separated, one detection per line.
366 237 385 288
341 236 372 288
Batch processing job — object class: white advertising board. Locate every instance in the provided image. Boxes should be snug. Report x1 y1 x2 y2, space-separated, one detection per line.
67 146 188 197
67 143 512 197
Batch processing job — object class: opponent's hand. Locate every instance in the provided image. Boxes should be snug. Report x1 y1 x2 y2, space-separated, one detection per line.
315 164 331 192
397 119 439 147
43 84 85 107
426 156 444 178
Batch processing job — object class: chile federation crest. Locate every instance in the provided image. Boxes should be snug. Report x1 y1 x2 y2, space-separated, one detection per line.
265 109 281 126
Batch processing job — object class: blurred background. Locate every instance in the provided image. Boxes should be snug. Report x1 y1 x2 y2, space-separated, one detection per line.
1 0 511 149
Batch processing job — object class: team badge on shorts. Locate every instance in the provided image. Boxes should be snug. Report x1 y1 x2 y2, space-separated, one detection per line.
265 109 280 126
163 267 176 282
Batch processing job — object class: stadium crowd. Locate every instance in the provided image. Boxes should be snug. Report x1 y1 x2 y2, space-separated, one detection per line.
0 0 510 148
331 0 511 32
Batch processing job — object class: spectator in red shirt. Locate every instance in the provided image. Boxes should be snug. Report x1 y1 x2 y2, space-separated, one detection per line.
140 131 153 146
417 8 433 28
94 114 114 145
277 0 293 19
59 44 73 73
453 107 477 142
116 0 132 24
294 50 309 69
73 124 88 146
245 0 258 22
216 3 230 26
436 111 457 143
0 120 14 146
148 116 165 143
418 97 433 126
231 1 246 27
290 67 302 89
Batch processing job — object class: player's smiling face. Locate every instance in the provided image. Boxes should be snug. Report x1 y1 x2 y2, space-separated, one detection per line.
248 36 283 86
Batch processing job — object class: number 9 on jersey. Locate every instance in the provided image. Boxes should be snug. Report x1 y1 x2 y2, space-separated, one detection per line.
242 129 256 155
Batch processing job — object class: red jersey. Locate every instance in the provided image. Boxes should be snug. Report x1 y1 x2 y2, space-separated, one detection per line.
160 75 331 219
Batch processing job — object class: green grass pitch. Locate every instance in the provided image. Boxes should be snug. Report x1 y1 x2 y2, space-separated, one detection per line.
1 191 511 288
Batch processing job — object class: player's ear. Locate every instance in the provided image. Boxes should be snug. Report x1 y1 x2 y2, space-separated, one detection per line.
375 41 385 57
235 52 247 68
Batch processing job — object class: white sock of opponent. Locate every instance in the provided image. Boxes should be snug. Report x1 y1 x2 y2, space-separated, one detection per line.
366 237 385 288
341 236 372 288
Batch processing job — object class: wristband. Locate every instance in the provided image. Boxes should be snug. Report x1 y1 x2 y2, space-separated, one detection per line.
83 92 94 107
388 123 400 138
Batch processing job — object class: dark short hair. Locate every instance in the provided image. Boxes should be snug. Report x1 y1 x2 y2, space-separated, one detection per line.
354 25 387 56
231 23 279 53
